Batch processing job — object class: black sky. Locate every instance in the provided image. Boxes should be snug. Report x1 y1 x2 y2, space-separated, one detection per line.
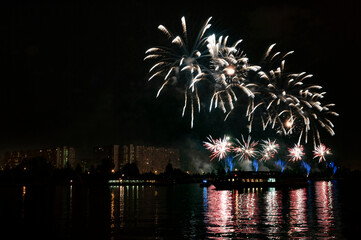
0 0 360 169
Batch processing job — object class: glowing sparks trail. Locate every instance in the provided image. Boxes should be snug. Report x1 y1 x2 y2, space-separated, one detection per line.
288 144 305 162
203 135 278 162
203 134 337 176
233 135 259 162
248 44 338 146
145 16 212 128
145 17 338 151
260 139 279 161
207 34 260 113
203 135 232 161
313 144 332 162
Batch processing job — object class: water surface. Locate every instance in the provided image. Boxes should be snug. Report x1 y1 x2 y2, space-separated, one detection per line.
0 180 359 239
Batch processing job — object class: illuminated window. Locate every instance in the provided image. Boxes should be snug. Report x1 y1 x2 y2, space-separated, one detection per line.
267 178 276 182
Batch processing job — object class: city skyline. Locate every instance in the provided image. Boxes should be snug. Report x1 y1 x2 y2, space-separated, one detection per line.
2 143 181 173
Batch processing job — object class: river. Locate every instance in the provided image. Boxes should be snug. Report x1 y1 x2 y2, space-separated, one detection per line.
0 179 359 239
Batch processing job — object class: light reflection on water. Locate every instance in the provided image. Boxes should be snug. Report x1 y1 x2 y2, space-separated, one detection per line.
107 181 343 239
199 182 341 239
0 180 348 239
288 187 308 236
314 181 336 238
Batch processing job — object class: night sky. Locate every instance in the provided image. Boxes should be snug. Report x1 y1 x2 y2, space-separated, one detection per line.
0 0 360 170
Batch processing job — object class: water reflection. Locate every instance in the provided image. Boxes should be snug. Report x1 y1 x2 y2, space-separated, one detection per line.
109 185 160 239
237 190 259 235
314 181 335 238
22 185 26 219
203 181 339 238
205 189 233 237
110 186 124 231
264 188 283 237
0 181 344 239
205 187 262 237
289 188 308 237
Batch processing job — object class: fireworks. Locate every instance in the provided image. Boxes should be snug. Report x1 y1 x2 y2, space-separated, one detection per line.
145 17 212 128
288 144 305 161
232 135 259 162
313 144 332 162
207 34 260 113
204 135 278 162
260 138 279 161
146 17 339 163
203 135 232 161
248 44 338 146
203 133 336 176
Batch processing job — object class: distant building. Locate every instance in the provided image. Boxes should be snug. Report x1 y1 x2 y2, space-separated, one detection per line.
94 144 180 174
131 145 180 174
93 145 120 171
4 146 75 169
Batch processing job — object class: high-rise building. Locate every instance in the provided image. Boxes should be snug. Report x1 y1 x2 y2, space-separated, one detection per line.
93 144 180 174
93 145 120 171
120 144 180 174
4 146 75 169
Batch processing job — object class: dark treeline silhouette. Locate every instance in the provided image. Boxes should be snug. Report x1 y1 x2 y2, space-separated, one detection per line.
0 157 197 185
1 157 360 185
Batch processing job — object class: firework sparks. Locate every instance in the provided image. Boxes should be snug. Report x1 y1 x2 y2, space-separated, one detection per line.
260 138 279 161
249 44 338 145
146 17 338 150
145 16 212 128
207 34 259 113
288 144 305 161
203 135 232 161
233 135 259 161
313 144 332 162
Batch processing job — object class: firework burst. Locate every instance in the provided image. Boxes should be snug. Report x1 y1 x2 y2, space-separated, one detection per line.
146 17 338 151
288 144 305 161
249 44 338 146
206 34 260 113
260 138 279 161
233 135 259 161
145 16 212 128
313 143 332 162
203 135 232 161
